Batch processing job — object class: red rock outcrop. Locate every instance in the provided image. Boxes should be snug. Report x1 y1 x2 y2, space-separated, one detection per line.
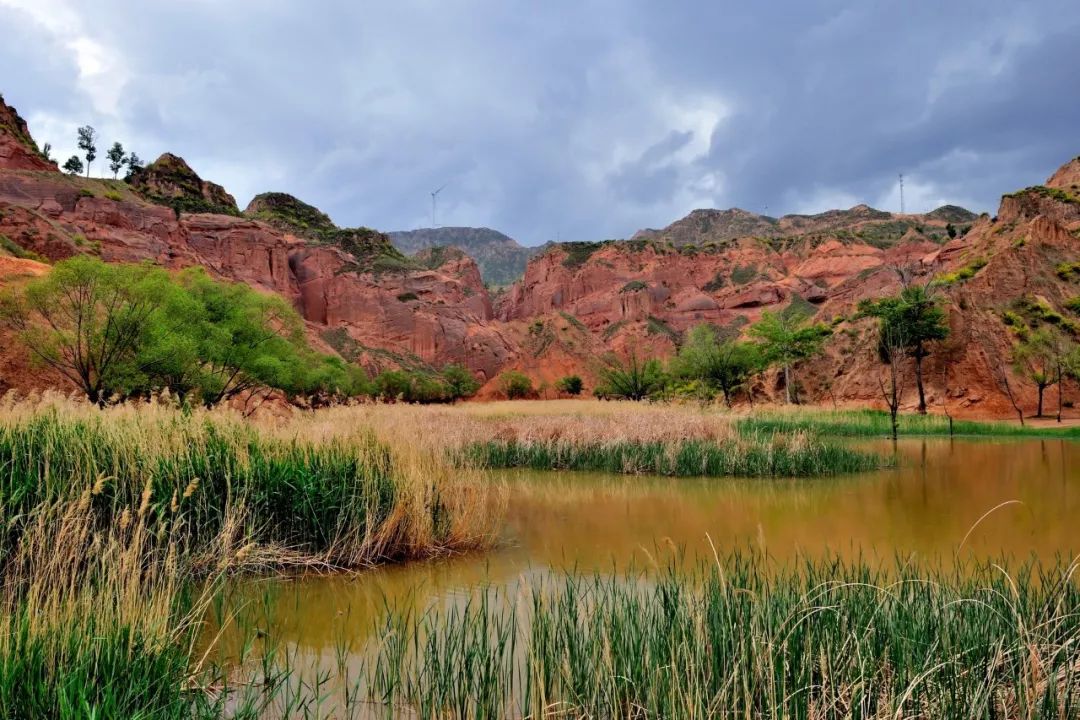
0 95 57 172
3 92 1080 417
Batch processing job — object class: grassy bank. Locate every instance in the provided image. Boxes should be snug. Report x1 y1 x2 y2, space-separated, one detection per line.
0 396 500 718
739 407 1080 438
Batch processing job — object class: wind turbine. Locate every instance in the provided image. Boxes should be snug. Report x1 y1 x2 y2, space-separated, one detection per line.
430 183 448 227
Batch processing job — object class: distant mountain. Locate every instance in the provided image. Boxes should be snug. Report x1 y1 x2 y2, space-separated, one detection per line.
388 227 534 286
633 204 978 248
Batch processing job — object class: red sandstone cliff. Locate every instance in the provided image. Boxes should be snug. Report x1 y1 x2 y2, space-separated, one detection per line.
2 92 1080 417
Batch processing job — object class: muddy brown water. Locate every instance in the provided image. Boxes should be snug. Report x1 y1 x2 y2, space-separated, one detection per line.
204 437 1080 709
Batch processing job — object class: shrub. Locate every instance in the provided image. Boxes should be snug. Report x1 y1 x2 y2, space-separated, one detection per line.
498 370 534 399
556 375 583 396
396 292 419 302
104 190 123 202
730 264 757 285
620 280 648 293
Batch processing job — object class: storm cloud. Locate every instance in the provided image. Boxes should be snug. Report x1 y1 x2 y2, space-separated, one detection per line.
2 0 1077 245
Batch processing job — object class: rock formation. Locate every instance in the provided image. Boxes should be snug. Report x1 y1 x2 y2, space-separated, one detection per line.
2 92 1079 417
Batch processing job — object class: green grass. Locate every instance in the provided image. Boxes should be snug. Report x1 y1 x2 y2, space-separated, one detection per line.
0 411 407 564
465 435 888 477
738 408 1080 438
362 554 1080 718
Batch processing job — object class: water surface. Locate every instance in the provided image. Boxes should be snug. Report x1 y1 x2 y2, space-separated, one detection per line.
214 438 1080 653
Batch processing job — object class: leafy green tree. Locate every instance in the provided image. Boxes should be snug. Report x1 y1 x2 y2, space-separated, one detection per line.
441 364 480 401
1013 328 1069 418
41 142 52 162
374 370 414 401
671 324 757 406
62 155 83 175
498 370 534 400
0 257 171 405
106 141 127 179
125 152 144 179
76 125 97 177
556 375 583 396
859 284 949 414
171 268 309 407
594 350 666 401
748 310 831 404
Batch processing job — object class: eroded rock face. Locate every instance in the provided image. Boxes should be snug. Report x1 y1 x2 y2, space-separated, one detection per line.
0 96 57 172
2 93 1079 418
129 153 239 214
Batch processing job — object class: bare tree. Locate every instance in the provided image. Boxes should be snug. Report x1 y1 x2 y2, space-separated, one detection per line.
876 324 908 440
974 321 1025 426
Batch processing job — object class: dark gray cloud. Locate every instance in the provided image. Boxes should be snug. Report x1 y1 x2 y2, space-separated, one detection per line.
2 0 1078 245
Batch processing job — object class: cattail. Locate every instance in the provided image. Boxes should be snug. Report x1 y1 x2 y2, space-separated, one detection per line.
118 507 132 531
182 478 200 499
170 490 179 514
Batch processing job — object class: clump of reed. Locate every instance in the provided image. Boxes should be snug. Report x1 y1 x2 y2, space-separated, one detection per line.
341 401 888 477
739 407 1080 438
0 394 501 718
366 553 1080 718
466 433 886 476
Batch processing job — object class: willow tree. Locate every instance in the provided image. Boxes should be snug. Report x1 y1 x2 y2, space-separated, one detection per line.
0 256 172 405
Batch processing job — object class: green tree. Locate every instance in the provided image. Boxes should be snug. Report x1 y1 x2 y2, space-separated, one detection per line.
671 324 757 406
62 155 83 175
41 142 52 162
594 350 666 401
442 364 480 401
106 141 127 179
0 257 171 405
76 125 97 178
125 152 144 179
556 375 583 396
171 267 309 407
498 370 534 400
859 284 949 414
1013 328 1068 418
748 311 831 404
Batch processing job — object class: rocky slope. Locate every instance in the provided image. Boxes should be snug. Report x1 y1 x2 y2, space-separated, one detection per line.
388 226 534 286
2 92 1079 417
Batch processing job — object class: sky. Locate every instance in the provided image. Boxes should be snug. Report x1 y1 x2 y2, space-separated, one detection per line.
2 1 1078 246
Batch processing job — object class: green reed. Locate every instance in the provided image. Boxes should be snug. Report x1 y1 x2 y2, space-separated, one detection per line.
465 435 888 477
358 554 1080 718
738 408 1080 438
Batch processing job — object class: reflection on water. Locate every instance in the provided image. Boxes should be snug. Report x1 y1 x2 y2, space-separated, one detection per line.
207 437 1080 658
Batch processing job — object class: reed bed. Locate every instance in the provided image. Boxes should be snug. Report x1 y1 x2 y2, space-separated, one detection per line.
739 407 1080 438
466 435 886 476
369 401 889 477
0 394 501 718
362 554 1080 719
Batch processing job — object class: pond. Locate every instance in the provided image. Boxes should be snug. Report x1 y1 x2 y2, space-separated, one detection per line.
205 438 1080 711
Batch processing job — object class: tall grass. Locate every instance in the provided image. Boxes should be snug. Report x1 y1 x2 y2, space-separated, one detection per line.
467 434 887 476
740 407 1080 438
363 554 1080 718
0 394 501 718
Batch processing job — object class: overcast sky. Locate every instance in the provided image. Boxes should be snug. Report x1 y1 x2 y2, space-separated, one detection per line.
2 1 1078 246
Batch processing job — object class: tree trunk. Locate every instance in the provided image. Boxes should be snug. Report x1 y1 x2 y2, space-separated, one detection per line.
783 364 792 404
1058 369 1064 423
914 348 927 415
1037 384 1045 418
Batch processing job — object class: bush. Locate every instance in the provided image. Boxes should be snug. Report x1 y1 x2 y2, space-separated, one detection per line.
499 370 534 399
556 375 583 396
